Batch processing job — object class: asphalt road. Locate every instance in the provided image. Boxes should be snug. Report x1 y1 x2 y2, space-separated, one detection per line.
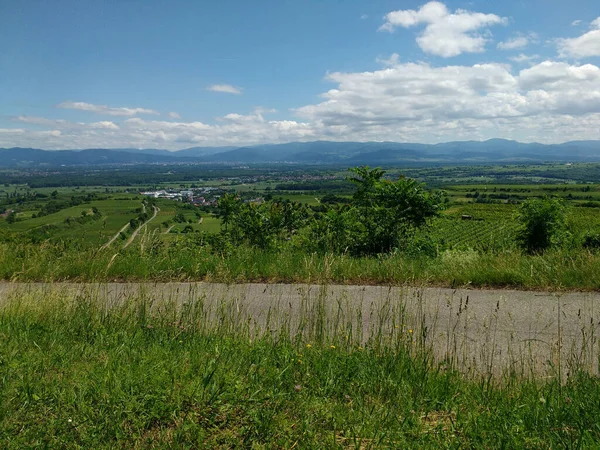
1 282 598 377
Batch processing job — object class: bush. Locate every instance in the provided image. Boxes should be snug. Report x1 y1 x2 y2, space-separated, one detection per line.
516 197 567 254
582 232 600 250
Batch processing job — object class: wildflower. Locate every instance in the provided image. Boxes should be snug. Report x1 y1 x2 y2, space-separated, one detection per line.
539 397 546 404
294 385 302 392
306 344 312 348
68 418 72 423
297 359 303 364
330 345 336 349
358 346 363 351
408 329 413 334
395 325 399 329
179 340 183 344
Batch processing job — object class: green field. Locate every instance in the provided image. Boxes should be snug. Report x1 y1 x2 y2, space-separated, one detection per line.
2 163 600 288
1 288 599 448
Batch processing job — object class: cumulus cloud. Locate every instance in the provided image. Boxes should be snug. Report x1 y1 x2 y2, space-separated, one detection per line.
509 54 540 64
207 84 243 94
15 116 119 130
497 33 537 50
168 112 181 119
379 1 507 57
376 53 400 67
57 101 159 116
5 58 600 149
293 60 600 141
558 17 600 58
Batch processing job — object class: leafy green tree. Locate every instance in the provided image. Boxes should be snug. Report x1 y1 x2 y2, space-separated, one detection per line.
517 197 567 254
6 211 16 224
216 193 242 231
348 166 443 254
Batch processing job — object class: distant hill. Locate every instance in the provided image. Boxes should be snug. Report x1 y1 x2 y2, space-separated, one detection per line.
2 139 600 167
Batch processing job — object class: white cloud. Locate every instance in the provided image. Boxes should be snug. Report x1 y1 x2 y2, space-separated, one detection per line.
360 14 369 20
168 112 181 119
379 1 507 57
293 60 600 141
91 121 120 130
558 17 600 58
571 20 582 26
509 54 540 64
376 53 400 67
0 128 25 134
207 84 243 94
6 58 600 149
15 116 119 130
57 101 159 116
498 35 532 50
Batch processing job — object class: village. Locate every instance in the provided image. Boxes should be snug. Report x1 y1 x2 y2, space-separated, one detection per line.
140 186 264 206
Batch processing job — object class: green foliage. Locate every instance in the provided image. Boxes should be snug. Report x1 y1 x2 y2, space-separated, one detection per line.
582 231 600 250
215 196 308 250
517 197 567 254
345 166 443 254
213 167 442 256
1 292 599 447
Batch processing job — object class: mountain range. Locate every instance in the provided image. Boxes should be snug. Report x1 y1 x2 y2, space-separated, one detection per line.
2 140 600 167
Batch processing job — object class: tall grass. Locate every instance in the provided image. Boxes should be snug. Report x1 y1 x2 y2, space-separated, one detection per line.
2 241 600 289
0 286 599 447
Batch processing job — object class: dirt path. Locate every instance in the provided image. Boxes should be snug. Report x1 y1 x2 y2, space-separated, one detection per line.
123 206 159 249
198 217 203 224
100 223 130 250
163 224 175 234
1 282 599 376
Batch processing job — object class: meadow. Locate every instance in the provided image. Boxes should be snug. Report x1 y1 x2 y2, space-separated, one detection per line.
2 163 600 447
2 163 600 288
1 285 599 448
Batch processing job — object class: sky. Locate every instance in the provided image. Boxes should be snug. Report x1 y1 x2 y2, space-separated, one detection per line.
1 0 600 150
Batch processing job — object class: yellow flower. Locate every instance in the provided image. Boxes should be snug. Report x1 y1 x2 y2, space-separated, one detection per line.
330 345 336 349
408 329 413 334
306 344 312 349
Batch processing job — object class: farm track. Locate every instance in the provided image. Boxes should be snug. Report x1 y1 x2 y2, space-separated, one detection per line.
123 206 159 249
100 223 130 250
2 282 599 376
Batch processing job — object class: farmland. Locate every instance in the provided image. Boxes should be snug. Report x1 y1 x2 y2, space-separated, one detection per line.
1 162 600 288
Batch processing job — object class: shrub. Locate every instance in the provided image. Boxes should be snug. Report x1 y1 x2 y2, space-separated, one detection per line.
582 231 600 250
516 197 567 254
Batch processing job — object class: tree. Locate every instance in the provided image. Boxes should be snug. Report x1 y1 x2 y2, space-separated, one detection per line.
347 166 443 254
216 193 241 231
517 197 566 254
6 211 16 224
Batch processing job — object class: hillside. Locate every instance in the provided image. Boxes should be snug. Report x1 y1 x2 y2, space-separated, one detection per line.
2 139 600 167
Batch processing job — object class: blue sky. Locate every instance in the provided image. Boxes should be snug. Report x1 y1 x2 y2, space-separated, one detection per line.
1 0 600 149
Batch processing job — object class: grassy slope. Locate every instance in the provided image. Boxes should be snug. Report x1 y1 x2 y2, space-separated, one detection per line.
1 242 600 290
0 293 598 448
